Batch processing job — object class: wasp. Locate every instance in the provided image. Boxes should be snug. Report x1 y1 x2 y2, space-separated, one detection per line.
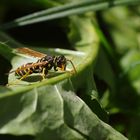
9 47 76 81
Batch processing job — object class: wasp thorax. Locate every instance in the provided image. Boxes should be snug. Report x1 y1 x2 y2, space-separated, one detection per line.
40 55 53 62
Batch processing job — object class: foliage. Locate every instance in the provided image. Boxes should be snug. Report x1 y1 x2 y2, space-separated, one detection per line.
0 0 140 140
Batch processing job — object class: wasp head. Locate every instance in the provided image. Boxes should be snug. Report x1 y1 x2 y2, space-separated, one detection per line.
55 55 67 71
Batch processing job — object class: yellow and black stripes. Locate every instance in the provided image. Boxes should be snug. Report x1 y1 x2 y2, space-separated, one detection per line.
15 63 33 77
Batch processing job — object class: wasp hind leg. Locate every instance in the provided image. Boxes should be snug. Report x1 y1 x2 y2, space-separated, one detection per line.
19 70 32 81
7 70 32 86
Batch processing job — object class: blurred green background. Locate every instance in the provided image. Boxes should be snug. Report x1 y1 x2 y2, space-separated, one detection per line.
0 0 140 140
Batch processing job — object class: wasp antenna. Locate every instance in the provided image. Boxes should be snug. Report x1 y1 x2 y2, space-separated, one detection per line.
67 59 77 74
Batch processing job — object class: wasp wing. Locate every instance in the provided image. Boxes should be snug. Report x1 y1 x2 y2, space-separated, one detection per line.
16 47 46 58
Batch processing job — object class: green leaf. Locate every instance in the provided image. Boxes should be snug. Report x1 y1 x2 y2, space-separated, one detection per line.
94 48 116 93
0 42 15 61
0 80 127 140
0 86 11 94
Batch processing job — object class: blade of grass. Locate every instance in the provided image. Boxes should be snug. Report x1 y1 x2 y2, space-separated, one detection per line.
1 0 140 29
12 0 104 22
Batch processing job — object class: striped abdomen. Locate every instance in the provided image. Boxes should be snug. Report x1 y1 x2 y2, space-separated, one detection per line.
15 63 34 77
14 61 48 78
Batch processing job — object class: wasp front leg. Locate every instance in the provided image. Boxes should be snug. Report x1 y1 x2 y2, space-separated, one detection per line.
54 64 66 72
54 65 58 71
41 68 48 80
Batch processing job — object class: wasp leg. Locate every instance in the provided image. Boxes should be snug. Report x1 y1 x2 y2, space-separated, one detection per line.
41 68 48 80
54 66 58 71
7 71 31 86
19 70 31 81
